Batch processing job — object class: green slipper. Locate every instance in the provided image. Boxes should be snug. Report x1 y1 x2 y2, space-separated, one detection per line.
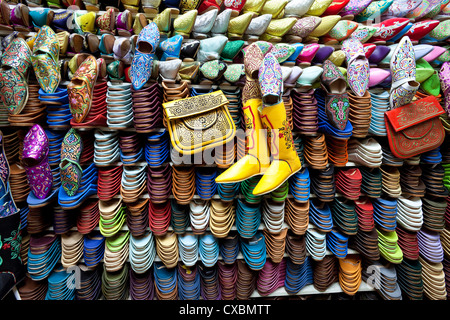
415 58 435 83
220 40 245 62
421 70 441 96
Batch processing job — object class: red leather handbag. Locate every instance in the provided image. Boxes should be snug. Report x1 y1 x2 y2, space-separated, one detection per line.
384 96 446 159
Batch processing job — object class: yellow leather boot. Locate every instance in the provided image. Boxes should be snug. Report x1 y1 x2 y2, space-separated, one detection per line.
216 43 271 183
253 53 301 195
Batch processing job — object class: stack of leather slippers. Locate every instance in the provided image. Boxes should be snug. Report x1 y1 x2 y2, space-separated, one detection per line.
396 226 419 261
199 264 221 300
104 231 130 272
309 200 333 232
98 165 122 201
120 165 147 203
400 165 426 198
236 199 261 239
209 200 235 238
222 88 242 130
350 227 380 261
76 264 102 300
355 197 375 232
189 199 210 234
72 80 108 127
61 231 84 268
362 260 402 300
130 269 154 300
17 275 48 300
291 89 318 134
147 164 172 203
380 166 402 198
101 263 129 300
285 230 306 265
3 130 21 164
155 231 178 269
27 207 52 235
421 164 448 198
326 229 349 259
304 134 328 170
127 199 150 236
27 233 61 281
382 145 404 167
53 206 75 235
373 198 398 232
359 167 382 198
395 259 424 300
195 167 218 200
421 148 443 164
347 138 382 167
262 199 285 234
240 232 266 271
99 198 127 238
170 200 190 234
94 130 120 166
396 197 423 232
422 197 446 231
419 256 447 300
331 198 358 236
199 234 219 267
40 87 72 129
132 82 163 132
218 261 238 300
310 166 335 203
417 229 444 264
240 176 263 204
119 132 144 165
172 166 195 205
256 259 286 296
149 200 171 235
83 232 105 268
236 259 257 300
312 255 338 292
306 228 327 261
144 130 170 167
79 132 95 165
9 163 30 203
77 200 100 235
368 89 389 136
377 229 404 264
129 232 156 274
219 233 239 265
216 177 240 202
178 264 200 300
335 168 362 200
284 198 309 236
338 255 362 296
46 130 64 166
326 136 348 167
270 180 289 203
215 141 236 169
178 233 199 267
106 81 134 129
263 228 287 264
45 266 76 300
289 168 310 203
348 90 372 137
153 262 178 300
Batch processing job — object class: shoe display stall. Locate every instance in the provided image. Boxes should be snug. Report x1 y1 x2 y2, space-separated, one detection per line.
0 0 450 302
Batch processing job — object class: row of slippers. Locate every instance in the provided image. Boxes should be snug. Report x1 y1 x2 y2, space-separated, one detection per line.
18 227 450 299
1 0 450 45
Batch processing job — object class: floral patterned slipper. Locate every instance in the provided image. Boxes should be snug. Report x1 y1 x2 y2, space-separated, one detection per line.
342 38 369 97
0 37 31 115
60 128 83 196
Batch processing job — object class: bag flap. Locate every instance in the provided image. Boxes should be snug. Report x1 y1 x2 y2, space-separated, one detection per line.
384 96 444 132
162 90 229 120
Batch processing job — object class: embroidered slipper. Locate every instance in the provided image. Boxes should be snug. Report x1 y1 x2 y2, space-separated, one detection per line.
320 60 350 131
31 25 60 94
342 38 369 97
67 55 99 123
440 62 450 116
22 125 52 199
0 37 31 115
389 36 420 110
60 128 83 196
158 35 183 61
130 22 159 90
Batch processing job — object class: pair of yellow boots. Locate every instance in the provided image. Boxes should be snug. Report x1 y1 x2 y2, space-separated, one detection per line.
215 48 301 195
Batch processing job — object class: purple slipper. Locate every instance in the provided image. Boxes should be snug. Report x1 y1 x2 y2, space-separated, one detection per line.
368 45 391 65
22 124 53 199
